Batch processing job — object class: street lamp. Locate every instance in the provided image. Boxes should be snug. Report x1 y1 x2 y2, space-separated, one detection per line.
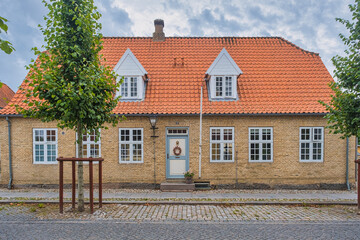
149 115 158 189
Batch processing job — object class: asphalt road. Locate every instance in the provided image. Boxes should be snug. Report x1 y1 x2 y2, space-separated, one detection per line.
1 220 360 240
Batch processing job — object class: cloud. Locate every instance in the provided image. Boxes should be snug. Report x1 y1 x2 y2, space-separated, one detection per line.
0 0 355 91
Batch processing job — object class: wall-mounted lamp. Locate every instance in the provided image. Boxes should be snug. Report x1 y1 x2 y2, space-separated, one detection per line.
149 116 158 130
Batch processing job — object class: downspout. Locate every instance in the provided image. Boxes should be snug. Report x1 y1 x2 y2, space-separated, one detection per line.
346 137 350 190
198 85 203 179
6 117 12 189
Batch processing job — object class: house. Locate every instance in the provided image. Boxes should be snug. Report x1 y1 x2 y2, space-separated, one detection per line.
0 19 355 189
0 83 14 109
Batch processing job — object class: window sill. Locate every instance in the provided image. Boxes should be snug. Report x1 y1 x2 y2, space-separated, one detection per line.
248 160 273 163
33 162 58 165
210 160 235 163
299 160 323 163
119 161 144 164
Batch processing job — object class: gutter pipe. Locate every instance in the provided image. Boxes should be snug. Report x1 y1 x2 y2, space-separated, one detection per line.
199 85 203 178
346 137 350 190
6 117 13 189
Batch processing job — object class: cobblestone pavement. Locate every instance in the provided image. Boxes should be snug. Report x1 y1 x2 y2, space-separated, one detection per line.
1 204 360 239
1 203 360 222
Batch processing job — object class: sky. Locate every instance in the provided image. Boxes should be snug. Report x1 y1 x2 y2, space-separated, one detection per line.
0 0 354 92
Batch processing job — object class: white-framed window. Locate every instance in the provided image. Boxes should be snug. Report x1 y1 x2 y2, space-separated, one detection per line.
299 127 324 162
33 128 58 164
211 76 236 99
77 130 101 158
249 127 273 162
210 127 234 162
119 76 139 99
119 128 143 163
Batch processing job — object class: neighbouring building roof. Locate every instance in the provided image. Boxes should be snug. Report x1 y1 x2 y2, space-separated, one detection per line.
0 36 333 116
0 83 15 109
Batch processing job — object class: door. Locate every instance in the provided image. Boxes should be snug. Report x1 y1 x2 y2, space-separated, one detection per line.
166 128 189 178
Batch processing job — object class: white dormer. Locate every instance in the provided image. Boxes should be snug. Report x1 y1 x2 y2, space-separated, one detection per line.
206 48 242 100
113 48 148 101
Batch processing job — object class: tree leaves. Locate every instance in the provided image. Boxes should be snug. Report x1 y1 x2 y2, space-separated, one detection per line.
0 16 15 54
320 0 360 138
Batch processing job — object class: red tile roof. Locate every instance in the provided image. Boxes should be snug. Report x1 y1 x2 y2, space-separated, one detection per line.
0 37 333 115
0 83 15 109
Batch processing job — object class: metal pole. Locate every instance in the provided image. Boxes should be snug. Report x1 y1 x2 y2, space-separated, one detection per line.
358 161 360 211
99 161 102 208
235 150 238 186
89 161 94 214
199 85 203 178
72 161 76 210
346 138 350 190
59 160 64 214
5 117 12 189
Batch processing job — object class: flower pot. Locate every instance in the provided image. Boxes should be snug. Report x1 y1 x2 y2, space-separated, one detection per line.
185 177 193 184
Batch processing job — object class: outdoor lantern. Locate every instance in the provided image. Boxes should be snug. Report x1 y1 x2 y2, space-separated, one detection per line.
149 116 157 129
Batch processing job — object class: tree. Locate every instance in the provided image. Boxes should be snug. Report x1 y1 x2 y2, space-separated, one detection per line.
0 16 15 54
321 0 360 138
16 0 122 212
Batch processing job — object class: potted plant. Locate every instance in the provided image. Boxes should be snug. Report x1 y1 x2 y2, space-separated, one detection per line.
184 170 195 184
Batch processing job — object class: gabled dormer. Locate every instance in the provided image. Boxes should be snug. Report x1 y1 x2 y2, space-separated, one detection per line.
206 48 242 100
113 48 148 101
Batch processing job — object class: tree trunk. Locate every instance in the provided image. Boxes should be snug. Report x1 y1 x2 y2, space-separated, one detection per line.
77 123 85 212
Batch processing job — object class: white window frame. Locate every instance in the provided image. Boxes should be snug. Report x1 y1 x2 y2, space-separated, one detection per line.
118 76 141 100
299 127 324 162
248 127 273 163
33 128 58 164
210 127 235 162
76 130 101 159
210 75 236 99
119 128 144 163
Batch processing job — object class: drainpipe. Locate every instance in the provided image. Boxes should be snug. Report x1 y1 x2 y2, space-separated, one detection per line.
6 117 13 189
199 85 203 179
346 137 350 190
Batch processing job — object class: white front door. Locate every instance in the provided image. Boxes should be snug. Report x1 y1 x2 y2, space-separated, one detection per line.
166 128 189 178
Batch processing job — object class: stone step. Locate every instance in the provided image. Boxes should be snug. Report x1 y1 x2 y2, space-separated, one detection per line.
160 182 195 192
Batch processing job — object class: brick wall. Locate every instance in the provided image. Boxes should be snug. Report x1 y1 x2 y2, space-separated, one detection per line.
0 115 356 187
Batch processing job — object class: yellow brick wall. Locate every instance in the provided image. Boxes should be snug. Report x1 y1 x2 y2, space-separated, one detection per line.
0 115 356 187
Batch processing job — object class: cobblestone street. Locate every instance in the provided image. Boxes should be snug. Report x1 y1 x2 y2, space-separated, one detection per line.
1 203 360 239
1 203 360 222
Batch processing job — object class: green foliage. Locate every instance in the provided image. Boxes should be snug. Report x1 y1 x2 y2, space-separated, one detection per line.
0 16 15 54
320 0 360 138
16 0 123 137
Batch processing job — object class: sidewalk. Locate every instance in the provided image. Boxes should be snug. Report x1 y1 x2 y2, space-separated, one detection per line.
0 189 357 205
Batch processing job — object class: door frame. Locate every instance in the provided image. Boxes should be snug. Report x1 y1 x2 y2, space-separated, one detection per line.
165 127 189 179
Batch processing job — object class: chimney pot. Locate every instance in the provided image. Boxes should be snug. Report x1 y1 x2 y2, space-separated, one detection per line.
153 19 165 42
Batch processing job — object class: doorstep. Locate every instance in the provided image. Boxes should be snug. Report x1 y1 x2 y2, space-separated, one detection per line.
160 182 195 192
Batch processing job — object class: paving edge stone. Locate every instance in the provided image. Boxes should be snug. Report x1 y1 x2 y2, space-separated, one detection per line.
0 200 357 206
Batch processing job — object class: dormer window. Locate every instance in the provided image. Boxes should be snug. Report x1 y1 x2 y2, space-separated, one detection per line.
113 48 148 101
120 76 140 99
214 76 235 98
206 48 242 101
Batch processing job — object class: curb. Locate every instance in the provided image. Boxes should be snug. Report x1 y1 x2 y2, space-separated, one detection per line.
0 200 357 206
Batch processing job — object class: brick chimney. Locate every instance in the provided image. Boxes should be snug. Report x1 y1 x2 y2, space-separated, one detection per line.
153 19 165 42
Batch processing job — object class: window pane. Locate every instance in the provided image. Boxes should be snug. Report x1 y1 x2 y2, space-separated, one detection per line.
301 128 310 140
211 143 221 161
262 129 271 141
120 144 130 161
47 144 56 162
121 130 130 141
82 144 88 157
250 143 260 160
224 129 233 141
223 143 233 160
35 130 44 142
90 144 100 157
262 143 271 160
130 77 137 97
133 144 142 161
133 129 142 141
35 144 44 162
250 129 259 141
313 128 322 141
211 129 221 141
121 78 128 97
313 143 322 160
225 76 232 97
46 130 56 142
301 143 310 160
215 77 223 97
